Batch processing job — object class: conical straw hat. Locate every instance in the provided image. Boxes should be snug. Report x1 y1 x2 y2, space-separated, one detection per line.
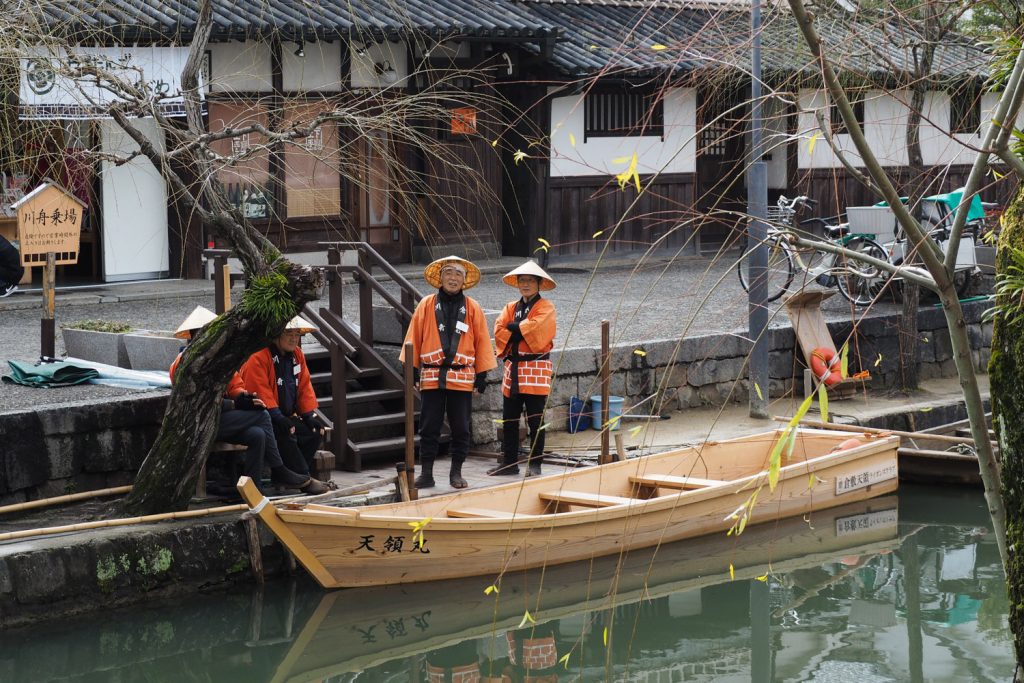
502 260 556 290
285 315 317 334
423 255 481 290
174 306 217 339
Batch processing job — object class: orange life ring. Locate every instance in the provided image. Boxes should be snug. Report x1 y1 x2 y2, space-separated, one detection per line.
810 346 844 387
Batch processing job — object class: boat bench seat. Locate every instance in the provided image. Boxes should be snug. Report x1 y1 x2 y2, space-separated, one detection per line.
629 474 726 490
538 490 637 508
446 507 516 518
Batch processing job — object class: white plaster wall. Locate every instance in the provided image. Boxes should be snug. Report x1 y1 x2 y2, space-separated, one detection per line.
208 41 272 93
99 118 169 281
798 88 1024 169
549 87 697 177
283 40 343 92
350 41 409 89
761 97 790 189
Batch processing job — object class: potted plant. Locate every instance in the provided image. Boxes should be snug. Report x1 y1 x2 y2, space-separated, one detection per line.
61 320 132 368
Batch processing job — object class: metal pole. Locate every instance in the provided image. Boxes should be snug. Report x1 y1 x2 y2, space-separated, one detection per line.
403 341 418 500
748 0 769 418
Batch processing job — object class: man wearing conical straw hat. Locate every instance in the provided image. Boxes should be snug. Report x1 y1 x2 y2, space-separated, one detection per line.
490 260 557 477
170 307 315 495
241 315 334 495
400 256 497 489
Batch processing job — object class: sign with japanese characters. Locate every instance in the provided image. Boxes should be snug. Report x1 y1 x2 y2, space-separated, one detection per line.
19 46 201 120
834 507 898 537
14 181 86 266
835 462 897 496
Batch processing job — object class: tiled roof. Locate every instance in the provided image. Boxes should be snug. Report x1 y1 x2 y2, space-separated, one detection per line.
28 0 560 43
519 2 989 80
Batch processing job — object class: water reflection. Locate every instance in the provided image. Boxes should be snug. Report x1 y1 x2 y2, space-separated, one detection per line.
0 485 1012 682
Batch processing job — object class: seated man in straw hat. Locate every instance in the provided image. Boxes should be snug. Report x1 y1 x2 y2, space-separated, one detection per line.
401 256 497 489
241 315 333 494
490 260 557 477
170 306 315 495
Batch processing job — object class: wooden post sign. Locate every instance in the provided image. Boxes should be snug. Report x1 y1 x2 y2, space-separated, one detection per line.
12 180 86 358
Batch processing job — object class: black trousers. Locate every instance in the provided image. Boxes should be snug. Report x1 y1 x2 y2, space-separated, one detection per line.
0 261 23 288
502 393 546 466
419 388 472 464
272 416 321 476
218 409 284 481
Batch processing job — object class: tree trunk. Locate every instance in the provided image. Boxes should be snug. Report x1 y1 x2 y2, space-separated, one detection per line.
989 189 1024 665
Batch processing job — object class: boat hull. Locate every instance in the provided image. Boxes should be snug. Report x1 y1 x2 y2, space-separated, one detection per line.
239 429 899 588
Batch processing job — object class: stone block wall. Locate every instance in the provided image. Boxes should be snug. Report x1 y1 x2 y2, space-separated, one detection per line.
467 300 992 445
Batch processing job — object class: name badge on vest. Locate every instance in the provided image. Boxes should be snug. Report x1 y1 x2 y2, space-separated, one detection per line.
455 321 469 333
293 365 301 376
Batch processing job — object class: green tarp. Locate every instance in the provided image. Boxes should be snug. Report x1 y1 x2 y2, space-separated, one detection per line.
2 360 100 387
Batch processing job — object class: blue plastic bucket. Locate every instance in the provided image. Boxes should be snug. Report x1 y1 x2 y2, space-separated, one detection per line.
590 395 625 431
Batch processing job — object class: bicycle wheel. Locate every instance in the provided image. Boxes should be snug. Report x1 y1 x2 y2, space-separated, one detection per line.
834 237 889 306
737 238 795 302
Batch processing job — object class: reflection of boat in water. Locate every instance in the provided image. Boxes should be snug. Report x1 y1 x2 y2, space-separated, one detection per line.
269 495 901 682
240 428 899 588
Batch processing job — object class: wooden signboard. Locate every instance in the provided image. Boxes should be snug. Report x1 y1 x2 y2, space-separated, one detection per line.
13 180 86 267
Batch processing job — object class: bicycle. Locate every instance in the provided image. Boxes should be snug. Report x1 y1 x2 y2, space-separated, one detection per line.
737 195 889 306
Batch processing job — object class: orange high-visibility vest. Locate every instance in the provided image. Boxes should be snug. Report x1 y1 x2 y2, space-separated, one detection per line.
494 297 556 397
169 352 246 398
240 346 318 416
400 293 497 391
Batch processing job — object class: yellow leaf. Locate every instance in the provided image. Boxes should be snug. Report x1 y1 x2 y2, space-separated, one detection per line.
559 653 571 669
808 473 817 489
808 132 820 156
513 150 528 165
537 422 550 432
592 230 604 238
537 237 551 247
921 407 932 412
874 353 883 367
993 168 1005 180
633 349 647 356
629 425 643 437
518 610 536 628
614 153 640 192
756 574 769 582
922 337 929 343
491 139 499 148
611 156 631 164
729 563 735 580
768 394 814 491
651 43 668 51
534 245 549 254
754 382 763 401
569 132 576 147
484 584 499 595
818 382 829 424
589 44 598 51
603 627 608 646
839 341 850 377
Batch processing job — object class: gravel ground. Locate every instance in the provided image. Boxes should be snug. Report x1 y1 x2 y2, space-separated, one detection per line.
0 253 901 413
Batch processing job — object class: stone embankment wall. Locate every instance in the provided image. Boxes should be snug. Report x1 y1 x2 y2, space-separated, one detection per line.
466 301 992 443
0 302 991 500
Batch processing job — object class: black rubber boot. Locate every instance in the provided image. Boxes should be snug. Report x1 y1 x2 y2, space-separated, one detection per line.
415 458 436 488
526 459 542 477
449 459 468 489
487 460 521 476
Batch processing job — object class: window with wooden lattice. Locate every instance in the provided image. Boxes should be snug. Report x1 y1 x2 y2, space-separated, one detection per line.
950 83 981 135
584 89 663 141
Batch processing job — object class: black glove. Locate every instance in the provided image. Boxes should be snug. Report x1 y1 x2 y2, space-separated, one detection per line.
506 321 521 334
303 411 327 432
474 372 488 394
234 393 256 410
269 409 293 434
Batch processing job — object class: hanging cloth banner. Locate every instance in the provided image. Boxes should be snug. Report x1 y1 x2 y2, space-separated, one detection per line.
19 46 202 120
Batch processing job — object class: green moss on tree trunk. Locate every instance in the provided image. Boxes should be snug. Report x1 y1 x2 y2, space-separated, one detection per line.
989 188 1024 666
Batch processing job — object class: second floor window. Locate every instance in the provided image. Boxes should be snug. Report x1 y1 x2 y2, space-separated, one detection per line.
584 89 664 140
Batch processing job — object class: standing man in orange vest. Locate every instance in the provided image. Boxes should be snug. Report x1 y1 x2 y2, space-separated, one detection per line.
490 261 557 477
401 256 497 489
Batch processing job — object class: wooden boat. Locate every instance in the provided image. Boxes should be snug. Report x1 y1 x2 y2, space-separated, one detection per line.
270 494 903 681
238 427 899 589
897 416 994 487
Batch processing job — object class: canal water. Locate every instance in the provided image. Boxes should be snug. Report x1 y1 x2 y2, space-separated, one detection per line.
0 484 1013 682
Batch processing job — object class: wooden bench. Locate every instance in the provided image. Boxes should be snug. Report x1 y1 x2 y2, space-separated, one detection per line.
628 474 726 490
538 490 636 512
446 507 517 518
196 442 248 499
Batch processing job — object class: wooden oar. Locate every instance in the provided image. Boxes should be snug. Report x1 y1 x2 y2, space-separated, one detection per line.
0 485 133 517
776 416 993 446
0 503 248 543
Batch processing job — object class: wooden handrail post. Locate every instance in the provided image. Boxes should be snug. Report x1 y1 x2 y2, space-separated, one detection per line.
41 252 55 359
330 342 350 469
600 319 611 465
404 341 417 500
213 253 231 314
357 248 373 345
327 247 343 315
